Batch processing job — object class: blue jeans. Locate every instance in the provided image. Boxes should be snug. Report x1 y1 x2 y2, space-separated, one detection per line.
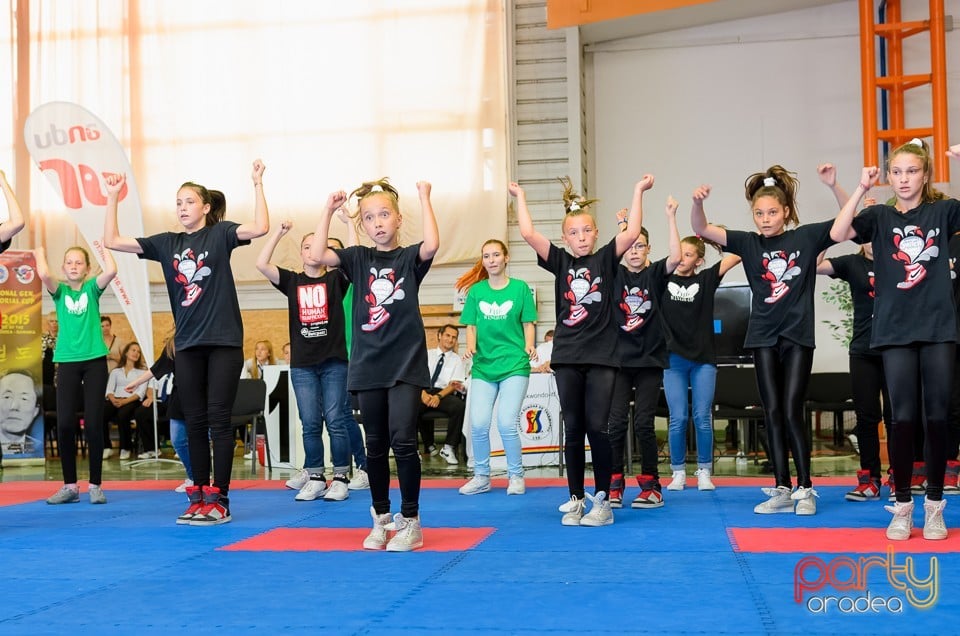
169 418 194 482
663 353 716 470
469 375 529 478
341 389 367 471
290 360 352 475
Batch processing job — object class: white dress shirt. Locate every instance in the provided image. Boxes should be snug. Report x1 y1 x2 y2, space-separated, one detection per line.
426 347 466 390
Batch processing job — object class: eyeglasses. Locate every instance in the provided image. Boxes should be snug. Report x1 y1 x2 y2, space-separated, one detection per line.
630 243 648 251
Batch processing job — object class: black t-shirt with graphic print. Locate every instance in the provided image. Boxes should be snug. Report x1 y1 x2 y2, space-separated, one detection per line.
661 261 724 364
949 233 960 341
613 258 670 368
827 253 878 356
137 221 250 350
852 200 960 348
725 220 835 349
538 237 620 368
333 243 432 391
273 267 349 368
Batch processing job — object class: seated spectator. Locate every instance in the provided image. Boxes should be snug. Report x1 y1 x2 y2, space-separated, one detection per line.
419 324 466 464
241 339 275 379
532 328 554 373
101 315 124 373
102 342 148 459
42 312 58 386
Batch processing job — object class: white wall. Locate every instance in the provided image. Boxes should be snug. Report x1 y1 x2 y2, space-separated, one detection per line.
586 0 960 371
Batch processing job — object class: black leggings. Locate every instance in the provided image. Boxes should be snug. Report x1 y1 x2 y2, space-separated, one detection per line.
56 357 107 485
608 366 662 477
848 354 892 480
753 341 814 489
882 342 954 502
175 346 243 496
358 382 421 518
554 364 617 499
947 344 960 461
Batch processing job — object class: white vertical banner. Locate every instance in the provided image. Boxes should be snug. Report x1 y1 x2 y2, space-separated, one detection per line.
23 102 154 364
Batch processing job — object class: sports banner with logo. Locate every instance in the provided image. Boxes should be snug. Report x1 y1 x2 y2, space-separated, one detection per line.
23 102 153 364
0 250 45 463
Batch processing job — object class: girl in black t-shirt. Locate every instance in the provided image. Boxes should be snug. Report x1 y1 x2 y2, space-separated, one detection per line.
661 235 740 496
103 161 270 526
310 179 438 552
692 166 843 517
514 174 654 527
833 140 960 541
0 169 26 253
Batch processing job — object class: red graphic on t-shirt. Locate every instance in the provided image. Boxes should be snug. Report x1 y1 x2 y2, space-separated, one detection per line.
619 285 652 332
760 250 801 304
563 267 602 326
297 283 329 325
362 267 406 332
891 225 940 290
867 270 876 298
172 248 212 307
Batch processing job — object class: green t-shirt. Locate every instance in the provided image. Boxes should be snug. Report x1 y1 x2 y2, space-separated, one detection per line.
343 285 353 358
460 278 537 382
51 278 109 363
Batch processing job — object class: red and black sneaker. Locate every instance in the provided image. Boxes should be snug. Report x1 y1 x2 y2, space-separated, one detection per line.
944 460 960 496
176 485 204 525
910 461 926 494
189 485 232 526
844 469 880 502
609 473 624 509
631 474 663 509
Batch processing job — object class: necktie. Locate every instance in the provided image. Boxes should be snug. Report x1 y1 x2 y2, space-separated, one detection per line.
430 352 445 387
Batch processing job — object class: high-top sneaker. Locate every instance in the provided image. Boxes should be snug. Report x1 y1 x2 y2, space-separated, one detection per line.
922 497 948 540
944 460 960 496
386 514 423 552
362 506 395 550
911 462 926 494
845 469 881 502
631 474 664 509
580 491 614 526
189 485 231 526
753 486 794 514
176 485 204 525
609 473 624 509
884 499 914 540
791 486 819 516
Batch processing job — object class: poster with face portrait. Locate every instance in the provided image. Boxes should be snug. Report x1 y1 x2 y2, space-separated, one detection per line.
0 250 45 463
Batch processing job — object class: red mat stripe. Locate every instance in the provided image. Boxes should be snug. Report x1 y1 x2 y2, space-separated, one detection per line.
730 527 960 553
221 527 496 552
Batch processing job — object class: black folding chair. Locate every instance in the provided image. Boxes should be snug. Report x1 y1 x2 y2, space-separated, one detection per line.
231 379 267 472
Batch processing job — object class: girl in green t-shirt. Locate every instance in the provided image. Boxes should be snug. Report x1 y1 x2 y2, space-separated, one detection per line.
456 239 538 496
35 244 116 505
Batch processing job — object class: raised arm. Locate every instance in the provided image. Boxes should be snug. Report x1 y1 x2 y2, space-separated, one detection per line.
511 182 551 261
236 159 270 241
103 173 144 254
0 170 25 242
309 191 348 267
815 250 835 276
947 144 960 161
95 241 118 290
336 207 358 247
255 220 292 285
417 181 439 261
830 167 879 242
664 195 681 273
33 246 58 294
615 175 655 257
718 254 742 277
689 185 727 246
816 163 850 209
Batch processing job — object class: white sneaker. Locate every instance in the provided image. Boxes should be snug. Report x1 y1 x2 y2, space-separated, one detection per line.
696 468 715 491
138 450 160 459
923 497 947 540
459 475 491 495
323 480 350 501
439 445 458 465
666 470 686 491
285 469 310 490
753 486 794 514
560 496 585 525
507 476 526 495
362 507 395 550
174 479 194 493
295 479 328 501
386 514 423 552
102 448 114 459
119 450 131 460
884 499 914 540
791 487 819 516
348 468 370 490
580 491 614 527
